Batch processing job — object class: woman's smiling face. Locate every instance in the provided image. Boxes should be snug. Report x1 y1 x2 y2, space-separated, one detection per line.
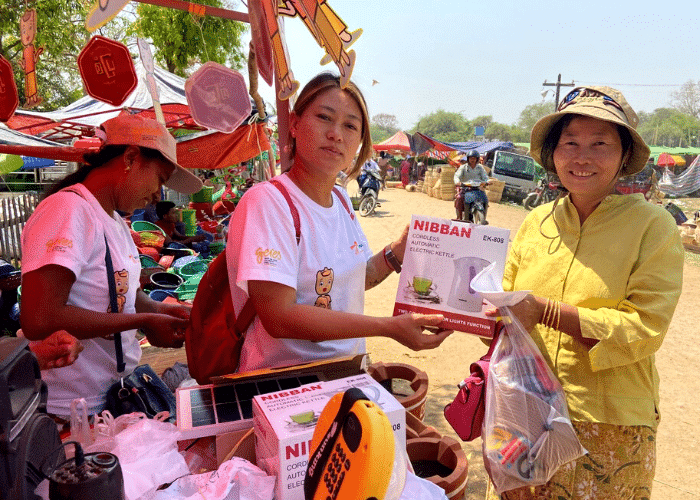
553 115 624 205
289 87 363 177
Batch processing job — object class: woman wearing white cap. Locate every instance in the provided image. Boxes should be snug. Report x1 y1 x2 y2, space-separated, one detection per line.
20 115 202 418
485 87 683 498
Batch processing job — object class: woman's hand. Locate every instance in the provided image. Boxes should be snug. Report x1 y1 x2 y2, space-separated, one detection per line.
484 294 545 333
141 313 188 348
20 329 84 370
387 313 453 350
391 224 410 262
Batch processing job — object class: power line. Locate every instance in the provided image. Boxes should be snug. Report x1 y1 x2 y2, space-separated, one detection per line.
575 81 683 87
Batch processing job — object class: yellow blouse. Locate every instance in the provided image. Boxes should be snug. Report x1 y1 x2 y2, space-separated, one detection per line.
504 194 683 428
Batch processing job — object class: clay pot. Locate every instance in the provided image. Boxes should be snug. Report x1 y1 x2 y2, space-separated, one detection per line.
406 436 469 499
405 410 441 440
366 362 429 420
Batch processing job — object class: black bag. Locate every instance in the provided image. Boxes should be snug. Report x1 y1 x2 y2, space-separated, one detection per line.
105 364 177 423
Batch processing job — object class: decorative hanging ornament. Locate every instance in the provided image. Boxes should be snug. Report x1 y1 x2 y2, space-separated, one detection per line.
19 8 44 109
0 56 19 121
185 62 252 133
78 36 138 106
86 0 130 32
277 0 362 90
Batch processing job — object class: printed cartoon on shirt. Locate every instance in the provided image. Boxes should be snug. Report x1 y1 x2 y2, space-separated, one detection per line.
108 269 129 313
314 267 334 309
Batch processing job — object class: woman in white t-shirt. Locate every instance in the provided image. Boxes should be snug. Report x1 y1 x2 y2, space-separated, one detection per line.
20 115 202 417
228 73 453 372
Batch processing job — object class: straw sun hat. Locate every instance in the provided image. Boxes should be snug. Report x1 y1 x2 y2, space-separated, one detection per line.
529 86 651 176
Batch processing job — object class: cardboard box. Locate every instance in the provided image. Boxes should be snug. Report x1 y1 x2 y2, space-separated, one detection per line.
253 373 406 500
393 215 510 337
176 355 367 440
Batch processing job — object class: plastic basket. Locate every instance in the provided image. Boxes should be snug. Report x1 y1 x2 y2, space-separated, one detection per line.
178 259 209 277
209 241 225 255
139 254 160 269
131 220 166 235
190 186 214 203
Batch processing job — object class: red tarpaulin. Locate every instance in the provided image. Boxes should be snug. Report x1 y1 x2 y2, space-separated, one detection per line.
177 123 270 170
0 122 270 170
373 131 412 153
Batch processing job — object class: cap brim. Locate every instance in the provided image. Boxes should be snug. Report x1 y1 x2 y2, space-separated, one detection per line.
165 164 203 194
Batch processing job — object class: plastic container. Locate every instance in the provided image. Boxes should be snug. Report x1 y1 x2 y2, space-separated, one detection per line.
139 254 160 269
178 259 209 278
181 209 197 236
149 289 175 302
665 202 688 224
149 272 183 290
190 186 214 203
209 240 225 255
131 220 166 235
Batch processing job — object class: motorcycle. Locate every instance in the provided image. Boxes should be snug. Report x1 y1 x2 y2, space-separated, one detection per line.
522 177 563 210
357 169 382 216
457 183 487 225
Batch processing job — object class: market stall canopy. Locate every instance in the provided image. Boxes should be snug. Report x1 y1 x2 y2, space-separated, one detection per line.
373 131 412 153
657 152 676 167
0 124 270 171
5 64 261 143
659 154 700 196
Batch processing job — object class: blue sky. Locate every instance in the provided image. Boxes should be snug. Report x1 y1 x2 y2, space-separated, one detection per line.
250 0 700 131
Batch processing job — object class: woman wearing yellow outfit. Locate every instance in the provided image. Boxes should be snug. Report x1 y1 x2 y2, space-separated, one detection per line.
486 87 683 499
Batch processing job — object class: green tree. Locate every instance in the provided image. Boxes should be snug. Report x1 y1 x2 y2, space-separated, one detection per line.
129 0 247 76
0 0 92 110
411 109 470 142
637 107 700 147
370 113 398 143
516 102 553 133
670 80 700 119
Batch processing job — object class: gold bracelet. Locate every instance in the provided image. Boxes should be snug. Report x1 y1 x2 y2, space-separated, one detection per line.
553 300 561 331
540 298 551 326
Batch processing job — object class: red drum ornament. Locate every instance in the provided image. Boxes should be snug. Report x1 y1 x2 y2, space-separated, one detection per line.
78 36 137 106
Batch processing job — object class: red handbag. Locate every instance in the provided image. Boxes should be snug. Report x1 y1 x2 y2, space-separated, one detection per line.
443 322 504 441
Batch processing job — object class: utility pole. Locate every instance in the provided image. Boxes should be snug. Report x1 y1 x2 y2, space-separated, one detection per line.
542 74 575 111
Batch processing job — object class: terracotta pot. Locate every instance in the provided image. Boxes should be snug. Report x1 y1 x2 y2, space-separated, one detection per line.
405 410 441 440
406 436 469 499
366 362 429 420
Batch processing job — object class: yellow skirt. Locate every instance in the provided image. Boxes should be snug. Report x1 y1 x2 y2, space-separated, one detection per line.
486 421 656 500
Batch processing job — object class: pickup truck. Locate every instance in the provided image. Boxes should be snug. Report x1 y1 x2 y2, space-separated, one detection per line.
488 151 539 201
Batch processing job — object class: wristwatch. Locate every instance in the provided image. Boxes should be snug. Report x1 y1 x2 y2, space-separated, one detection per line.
384 244 402 273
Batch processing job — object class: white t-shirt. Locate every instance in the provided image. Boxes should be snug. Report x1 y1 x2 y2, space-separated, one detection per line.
21 183 142 416
227 174 373 372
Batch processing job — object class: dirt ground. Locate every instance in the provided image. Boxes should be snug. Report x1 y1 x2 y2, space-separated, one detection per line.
142 187 699 499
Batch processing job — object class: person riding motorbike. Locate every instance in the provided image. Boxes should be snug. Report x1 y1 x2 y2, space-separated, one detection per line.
453 150 490 222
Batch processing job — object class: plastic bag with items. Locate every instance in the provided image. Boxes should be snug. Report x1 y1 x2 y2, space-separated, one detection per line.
469 263 586 494
481 308 586 494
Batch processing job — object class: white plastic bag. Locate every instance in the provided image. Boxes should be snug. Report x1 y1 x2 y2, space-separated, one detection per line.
481 308 586 494
150 457 275 500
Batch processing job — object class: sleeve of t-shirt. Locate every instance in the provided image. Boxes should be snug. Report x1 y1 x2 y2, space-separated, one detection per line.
227 183 300 295
21 193 99 278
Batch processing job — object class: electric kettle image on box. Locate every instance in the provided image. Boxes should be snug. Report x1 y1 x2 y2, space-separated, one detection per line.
447 257 491 312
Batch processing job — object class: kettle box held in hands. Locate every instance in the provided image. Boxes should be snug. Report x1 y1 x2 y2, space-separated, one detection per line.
393 215 510 337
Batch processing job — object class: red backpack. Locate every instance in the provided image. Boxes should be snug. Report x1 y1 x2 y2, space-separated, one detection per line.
185 180 353 384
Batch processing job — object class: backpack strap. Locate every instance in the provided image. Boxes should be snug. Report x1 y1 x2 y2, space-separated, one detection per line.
232 178 303 335
332 186 355 220
269 178 301 244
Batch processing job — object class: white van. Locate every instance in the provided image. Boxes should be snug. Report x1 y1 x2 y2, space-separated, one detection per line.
489 151 538 200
